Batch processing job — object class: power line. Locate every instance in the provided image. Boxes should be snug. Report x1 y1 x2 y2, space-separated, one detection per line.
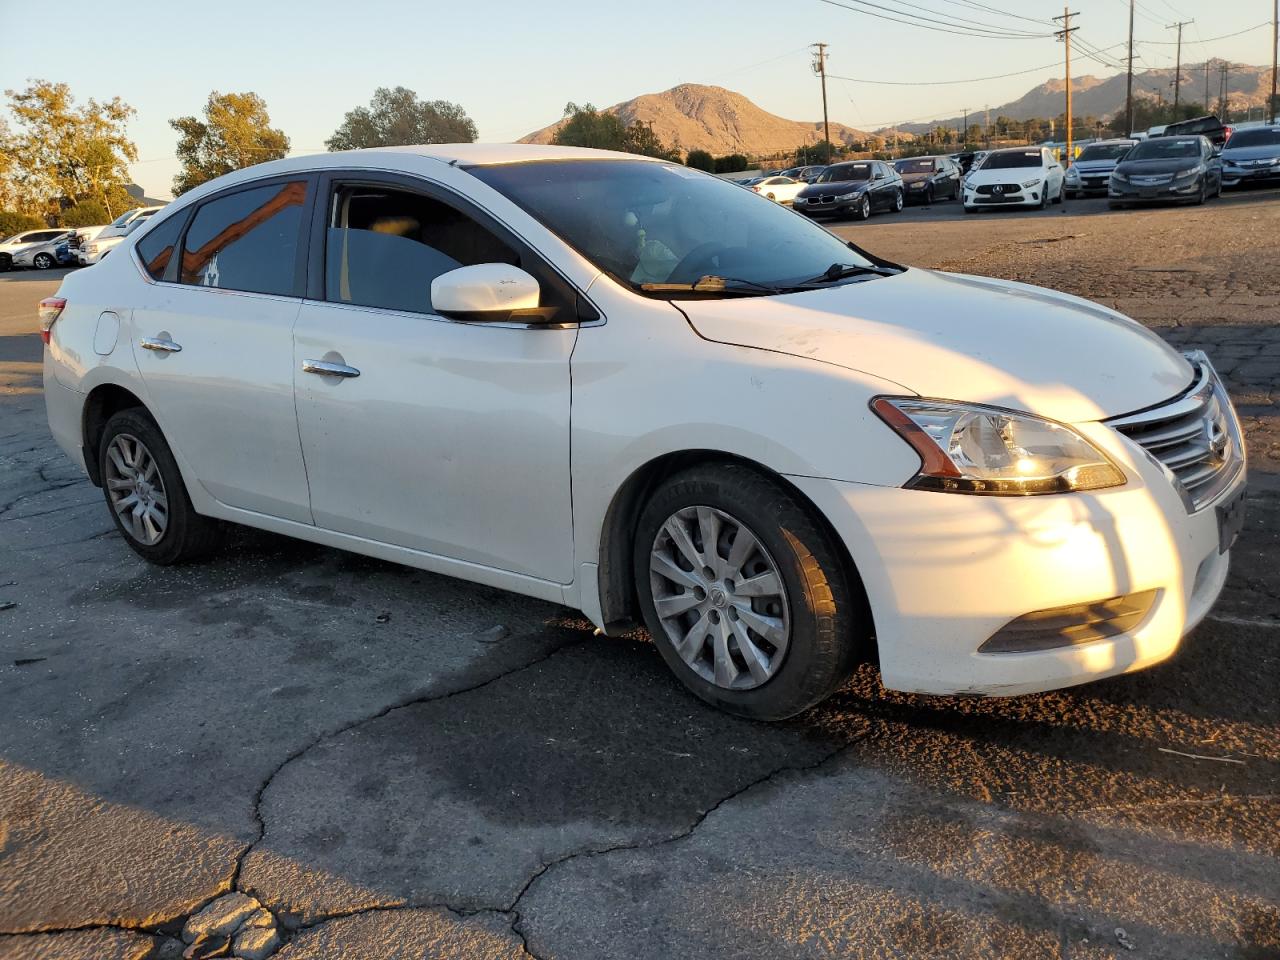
814 0 1053 40
1137 21 1270 44
870 0 1051 36
826 59 1063 86
931 0 1053 28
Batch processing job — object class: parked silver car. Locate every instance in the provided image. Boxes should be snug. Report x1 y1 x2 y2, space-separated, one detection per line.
1220 125 1280 188
1064 139 1137 197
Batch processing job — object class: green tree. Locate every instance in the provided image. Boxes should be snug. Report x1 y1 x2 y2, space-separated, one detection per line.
2 80 138 220
170 91 290 196
795 141 835 165
712 154 750 174
552 103 681 160
326 87 477 150
0 210 46 236
685 149 714 171
61 200 110 227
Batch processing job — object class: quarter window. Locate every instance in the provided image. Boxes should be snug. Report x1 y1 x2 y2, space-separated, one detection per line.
180 180 308 295
135 213 186 280
324 185 517 314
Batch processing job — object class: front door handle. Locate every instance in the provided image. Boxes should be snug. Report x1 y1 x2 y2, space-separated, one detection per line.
140 337 182 353
302 359 360 378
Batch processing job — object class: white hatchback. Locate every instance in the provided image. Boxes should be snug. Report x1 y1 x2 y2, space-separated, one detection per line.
963 146 1067 211
42 144 1246 719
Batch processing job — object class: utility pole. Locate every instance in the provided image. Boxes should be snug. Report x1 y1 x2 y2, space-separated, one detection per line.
1125 0 1135 135
1205 60 1211 112
963 108 969 148
1167 20 1192 111
1271 0 1278 123
1054 9 1079 165
811 43 831 164
1219 62 1229 120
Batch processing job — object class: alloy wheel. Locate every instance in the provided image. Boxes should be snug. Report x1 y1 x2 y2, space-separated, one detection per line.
33 253 54 269
894 190 904 211
649 505 791 690
104 433 169 545
859 196 871 219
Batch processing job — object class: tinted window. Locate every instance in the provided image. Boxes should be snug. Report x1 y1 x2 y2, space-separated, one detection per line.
25 231 64 242
1078 143 1134 161
815 163 872 182
895 159 935 174
1226 128 1280 148
135 212 187 280
979 151 1042 170
181 181 308 295
1127 138 1200 160
325 185 517 314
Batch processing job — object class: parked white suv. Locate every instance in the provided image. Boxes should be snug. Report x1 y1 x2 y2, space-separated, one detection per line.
41 145 1245 719
963 147 1066 211
76 206 164 265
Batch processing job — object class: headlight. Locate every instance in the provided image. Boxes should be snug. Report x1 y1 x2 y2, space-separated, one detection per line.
871 398 1125 495
837 191 862 201
1174 165 1204 181
1022 178 1042 188
87 244 99 254
1111 171 1129 183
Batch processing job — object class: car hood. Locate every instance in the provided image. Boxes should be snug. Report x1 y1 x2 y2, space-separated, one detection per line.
1222 144 1280 162
965 167 1044 184
677 268 1192 423
797 181 870 198
1114 157 1200 176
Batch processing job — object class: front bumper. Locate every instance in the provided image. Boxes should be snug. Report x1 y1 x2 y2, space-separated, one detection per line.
794 195 866 217
1109 177 1202 202
1221 165 1280 187
787 418 1241 697
963 188 1041 208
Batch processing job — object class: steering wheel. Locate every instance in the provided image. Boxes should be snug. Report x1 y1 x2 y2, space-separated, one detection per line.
668 243 762 284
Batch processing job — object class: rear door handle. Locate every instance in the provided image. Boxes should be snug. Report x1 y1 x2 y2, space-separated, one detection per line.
140 337 182 353
302 359 360 378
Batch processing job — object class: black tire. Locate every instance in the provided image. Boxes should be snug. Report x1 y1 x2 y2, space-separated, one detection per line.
924 185 934 205
893 189 904 212
1055 181 1066 204
964 203 979 214
33 252 54 270
1194 180 1207 205
766 192 776 201
1037 189 1049 210
633 463 866 720
98 408 223 564
855 195 871 220
1109 201 1126 210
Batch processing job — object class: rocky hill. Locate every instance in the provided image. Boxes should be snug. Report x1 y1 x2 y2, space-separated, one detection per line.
520 83 882 156
899 60 1274 134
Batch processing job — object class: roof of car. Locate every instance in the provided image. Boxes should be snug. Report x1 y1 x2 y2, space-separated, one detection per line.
369 142 658 166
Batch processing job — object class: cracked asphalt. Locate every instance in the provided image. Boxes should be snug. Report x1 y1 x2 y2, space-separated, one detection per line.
1 191 1278 960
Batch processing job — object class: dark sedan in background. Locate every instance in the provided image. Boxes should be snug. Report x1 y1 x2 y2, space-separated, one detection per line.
1109 136 1222 208
792 160 905 220
892 155 962 203
1220 125 1280 189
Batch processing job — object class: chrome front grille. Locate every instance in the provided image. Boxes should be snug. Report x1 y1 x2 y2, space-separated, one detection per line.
1108 353 1245 512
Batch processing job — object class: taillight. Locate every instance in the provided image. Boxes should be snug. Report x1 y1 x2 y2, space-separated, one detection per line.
38 297 66 345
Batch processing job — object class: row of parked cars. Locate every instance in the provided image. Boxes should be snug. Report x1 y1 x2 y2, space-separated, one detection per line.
0 205 163 272
735 115 1279 220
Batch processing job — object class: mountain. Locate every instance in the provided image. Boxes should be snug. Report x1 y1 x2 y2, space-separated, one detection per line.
520 83 884 156
897 60 1274 135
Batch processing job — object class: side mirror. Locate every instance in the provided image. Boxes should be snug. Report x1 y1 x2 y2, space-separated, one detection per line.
431 263 557 323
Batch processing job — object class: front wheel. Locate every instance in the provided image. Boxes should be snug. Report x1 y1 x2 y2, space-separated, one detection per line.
33 253 55 270
855 195 871 220
893 189 904 212
634 464 865 720
1194 180 1207 205
1055 181 1066 204
99 409 224 564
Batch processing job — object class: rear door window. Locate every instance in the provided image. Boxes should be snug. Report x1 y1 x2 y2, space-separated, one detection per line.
135 212 187 280
180 180 309 296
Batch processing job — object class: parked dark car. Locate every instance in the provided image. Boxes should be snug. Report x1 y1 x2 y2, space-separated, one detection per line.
1220 125 1280 188
1109 135 1222 208
792 160 905 220
892 155 962 203
1160 115 1231 148
951 151 981 174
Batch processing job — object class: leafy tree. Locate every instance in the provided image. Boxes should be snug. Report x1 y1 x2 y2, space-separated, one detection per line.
2 80 138 220
552 103 681 160
170 91 290 196
685 149 714 172
61 200 110 227
794 141 835 165
712 154 750 174
326 87 477 150
0 210 46 236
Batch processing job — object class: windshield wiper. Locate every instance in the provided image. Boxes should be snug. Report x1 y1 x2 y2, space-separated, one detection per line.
640 275 802 295
801 262 900 285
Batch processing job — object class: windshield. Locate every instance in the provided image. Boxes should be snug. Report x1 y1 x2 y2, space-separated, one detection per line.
109 211 137 227
1226 128 1280 149
1128 138 1200 160
978 151 1042 170
815 163 873 183
894 159 935 174
470 159 879 294
1077 143 1133 161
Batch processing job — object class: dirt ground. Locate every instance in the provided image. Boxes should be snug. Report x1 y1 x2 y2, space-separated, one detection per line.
1 189 1278 960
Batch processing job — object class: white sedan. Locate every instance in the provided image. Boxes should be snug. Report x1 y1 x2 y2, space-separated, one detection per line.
42 144 1245 719
963 146 1066 211
751 175 806 204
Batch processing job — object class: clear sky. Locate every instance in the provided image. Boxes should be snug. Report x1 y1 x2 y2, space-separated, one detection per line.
1 0 1272 199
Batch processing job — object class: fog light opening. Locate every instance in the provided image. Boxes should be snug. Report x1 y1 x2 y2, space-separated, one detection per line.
979 589 1160 654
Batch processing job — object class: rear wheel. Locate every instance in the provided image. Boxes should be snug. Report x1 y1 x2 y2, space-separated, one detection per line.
99 409 223 564
33 253 55 270
634 463 865 720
